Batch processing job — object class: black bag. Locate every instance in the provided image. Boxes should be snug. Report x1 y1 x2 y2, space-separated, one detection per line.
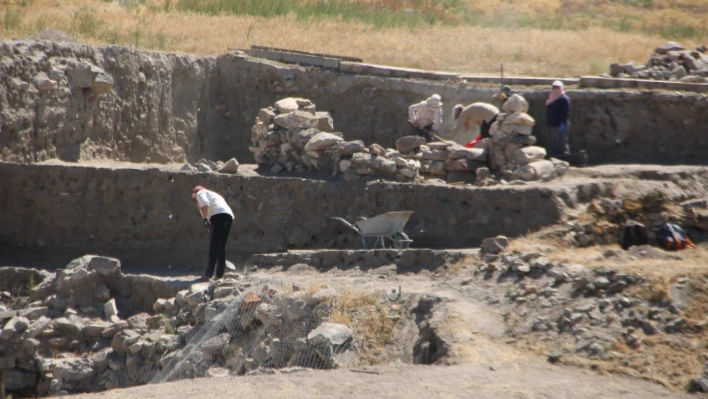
620 222 649 250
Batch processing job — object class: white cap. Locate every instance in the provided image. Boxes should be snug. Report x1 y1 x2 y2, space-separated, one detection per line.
426 94 442 108
552 80 564 88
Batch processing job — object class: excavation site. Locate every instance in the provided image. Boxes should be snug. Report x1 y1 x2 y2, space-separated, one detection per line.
1 36 708 398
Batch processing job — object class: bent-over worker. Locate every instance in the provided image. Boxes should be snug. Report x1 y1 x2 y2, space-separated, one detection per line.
408 94 443 142
192 186 234 282
448 102 500 147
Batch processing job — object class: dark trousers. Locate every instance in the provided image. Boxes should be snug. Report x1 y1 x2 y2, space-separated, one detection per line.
205 213 233 279
547 123 570 157
411 123 434 143
480 113 499 139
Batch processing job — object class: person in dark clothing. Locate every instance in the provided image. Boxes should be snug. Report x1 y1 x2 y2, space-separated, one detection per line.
192 186 234 281
545 80 571 157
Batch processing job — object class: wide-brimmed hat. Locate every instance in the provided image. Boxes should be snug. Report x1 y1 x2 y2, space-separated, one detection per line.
426 94 442 108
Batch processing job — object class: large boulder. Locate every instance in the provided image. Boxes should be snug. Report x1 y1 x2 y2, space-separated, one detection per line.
336 140 366 156
315 112 334 132
502 94 529 113
449 147 487 162
445 159 486 172
292 128 318 149
257 107 276 125
655 41 684 55
503 112 535 126
350 153 376 170
307 323 353 348
514 160 555 181
395 136 426 153
274 97 304 114
274 110 318 130
372 156 397 174
0 316 30 339
53 358 94 381
481 236 510 254
304 132 344 152
218 158 240 174
512 146 547 165
112 330 141 355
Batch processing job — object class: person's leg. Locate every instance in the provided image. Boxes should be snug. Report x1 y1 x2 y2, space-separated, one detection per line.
547 127 560 157
560 122 571 155
214 215 233 279
204 221 219 279
480 114 498 139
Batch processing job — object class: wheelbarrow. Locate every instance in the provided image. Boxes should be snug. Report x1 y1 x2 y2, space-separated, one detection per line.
331 211 414 249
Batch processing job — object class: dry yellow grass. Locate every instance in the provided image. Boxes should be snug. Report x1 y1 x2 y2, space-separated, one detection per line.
1 0 707 77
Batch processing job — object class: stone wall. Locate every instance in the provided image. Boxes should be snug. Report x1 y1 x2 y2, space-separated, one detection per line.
0 161 566 268
2 40 708 166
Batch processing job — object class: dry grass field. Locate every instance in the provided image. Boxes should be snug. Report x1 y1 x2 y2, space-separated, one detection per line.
1 0 707 77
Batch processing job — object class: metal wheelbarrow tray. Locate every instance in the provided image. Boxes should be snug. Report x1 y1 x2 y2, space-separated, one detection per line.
331 211 414 249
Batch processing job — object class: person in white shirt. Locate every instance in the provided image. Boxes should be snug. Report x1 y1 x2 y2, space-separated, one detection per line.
192 186 235 281
408 94 443 142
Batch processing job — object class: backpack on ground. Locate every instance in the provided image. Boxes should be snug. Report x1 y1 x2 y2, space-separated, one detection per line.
620 222 649 250
658 223 695 250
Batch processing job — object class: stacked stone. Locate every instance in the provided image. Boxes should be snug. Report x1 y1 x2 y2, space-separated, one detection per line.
608 41 708 83
391 137 487 182
484 94 568 183
249 97 423 181
0 255 357 396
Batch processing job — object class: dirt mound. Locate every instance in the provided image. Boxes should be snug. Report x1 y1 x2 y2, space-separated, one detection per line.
25 30 76 43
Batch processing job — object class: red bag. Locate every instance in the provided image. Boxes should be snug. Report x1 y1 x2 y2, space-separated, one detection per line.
465 134 483 148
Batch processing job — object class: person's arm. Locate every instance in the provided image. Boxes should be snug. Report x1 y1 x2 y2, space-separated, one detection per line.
199 205 209 219
447 119 465 139
560 97 569 124
408 103 421 126
431 108 443 132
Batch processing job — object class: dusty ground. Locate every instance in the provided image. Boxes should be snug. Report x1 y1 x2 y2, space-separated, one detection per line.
52 258 694 399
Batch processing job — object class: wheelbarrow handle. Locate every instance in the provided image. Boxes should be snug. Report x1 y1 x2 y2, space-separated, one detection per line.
330 217 362 235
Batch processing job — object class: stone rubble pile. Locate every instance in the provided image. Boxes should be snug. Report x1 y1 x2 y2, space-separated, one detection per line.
482 94 569 184
608 41 708 83
547 193 706 248
475 244 704 388
248 97 426 181
248 96 569 185
179 157 240 175
0 255 358 397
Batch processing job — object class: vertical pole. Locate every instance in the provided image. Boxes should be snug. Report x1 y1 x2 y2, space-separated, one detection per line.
500 63 504 87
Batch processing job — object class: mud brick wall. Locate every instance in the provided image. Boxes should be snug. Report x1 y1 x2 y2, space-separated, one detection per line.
2 40 708 166
0 162 563 268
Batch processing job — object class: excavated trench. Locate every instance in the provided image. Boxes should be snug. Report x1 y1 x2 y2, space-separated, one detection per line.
0 255 458 397
2 39 708 397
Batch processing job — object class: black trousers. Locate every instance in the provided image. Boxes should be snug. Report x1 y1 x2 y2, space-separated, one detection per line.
480 113 499 139
411 123 434 143
205 213 233 279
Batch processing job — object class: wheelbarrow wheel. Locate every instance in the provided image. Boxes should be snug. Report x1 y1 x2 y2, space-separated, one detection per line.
392 232 411 249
